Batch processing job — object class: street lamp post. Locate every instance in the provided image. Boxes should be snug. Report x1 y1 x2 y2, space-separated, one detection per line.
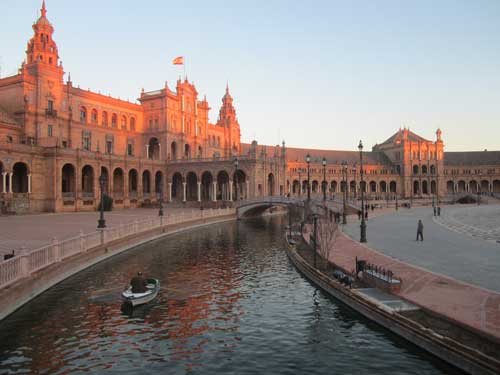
234 157 239 201
322 157 327 202
359 140 367 243
342 160 347 224
158 188 164 216
298 169 302 197
97 174 106 229
306 154 311 202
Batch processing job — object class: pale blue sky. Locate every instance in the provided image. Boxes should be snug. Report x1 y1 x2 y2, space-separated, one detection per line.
2 0 500 151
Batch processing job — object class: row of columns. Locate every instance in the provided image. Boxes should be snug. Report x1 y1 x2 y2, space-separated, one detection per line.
1 172 32 194
166 180 250 202
451 182 493 193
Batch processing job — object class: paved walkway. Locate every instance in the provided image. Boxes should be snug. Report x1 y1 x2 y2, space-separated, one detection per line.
0 207 198 256
327 206 500 340
343 206 500 293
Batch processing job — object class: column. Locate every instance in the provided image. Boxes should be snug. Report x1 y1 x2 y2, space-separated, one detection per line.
299 181 302 195
168 183 172 202
28 174 32 194
246 180 250 199
182 182 187 202
229 181 233 201
2 172 6 193
212 182 217 201
9 173 13 193
158 143 161 160
197 182 201 202
145 144 150 159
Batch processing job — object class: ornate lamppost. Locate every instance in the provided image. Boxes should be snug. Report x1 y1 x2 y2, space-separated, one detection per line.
322 157 327 202
234 157 239 201
342 160 347 224
298 169 302 197
306 153 311 202
359 140 367 243
97 174 106 229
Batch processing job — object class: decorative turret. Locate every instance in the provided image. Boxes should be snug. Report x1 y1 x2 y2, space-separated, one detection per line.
217 84 241 156
436 128 442 142
26 1 61 69
217 83 237 126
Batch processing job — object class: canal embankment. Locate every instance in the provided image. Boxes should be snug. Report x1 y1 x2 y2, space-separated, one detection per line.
0 208 235 321
293 222 500 375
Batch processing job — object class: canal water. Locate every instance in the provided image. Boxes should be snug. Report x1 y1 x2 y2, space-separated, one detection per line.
0 216 461 374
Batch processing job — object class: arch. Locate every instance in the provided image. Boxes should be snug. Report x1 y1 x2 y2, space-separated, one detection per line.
111 113 118 128
311 180 319 193
217 171 230 200
81 165 94 197
457 180 466 193
100 167 109 194
446 180 454 193
113 168 124 198
142 170 151 195
268 173 275 196
91 109 98 124
422 165 428 174
330 180 337 194
171 141 177 160
130 117 136 131
389 180 397 193
61 163 76 197
201 171 213 201
184 144 191 159
128 169 138 197
481 180 489 192
422 180 428 195
79 106 87 123
413 165 419 175
155 171 163 195
148 137 160 160
430 180 437 194
413 180 420 195
321 180 328 196
430 165 436 175
172 172 183 201
234 169 247 200
302 180 308 195
380 181 387 193
121 115 127 130
369 181 377 193
340 180 347 193
360 181 366 193
469 180 478 193
292 180 300 195
349 180 356 193
493 180 500 193
186 172 198 201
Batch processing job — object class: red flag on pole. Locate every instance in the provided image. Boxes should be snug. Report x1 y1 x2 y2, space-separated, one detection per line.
172 56 184 65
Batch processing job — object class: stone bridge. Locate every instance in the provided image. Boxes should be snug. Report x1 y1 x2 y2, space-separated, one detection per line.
236 196 305 218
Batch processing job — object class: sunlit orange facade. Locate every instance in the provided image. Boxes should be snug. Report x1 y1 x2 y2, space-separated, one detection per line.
0 2 499 213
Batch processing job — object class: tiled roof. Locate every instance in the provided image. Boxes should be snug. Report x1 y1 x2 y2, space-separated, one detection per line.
241 143 393 166
444 151 500 166
379 129 429 146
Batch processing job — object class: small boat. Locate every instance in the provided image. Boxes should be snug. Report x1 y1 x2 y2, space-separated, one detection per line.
121 278 160 307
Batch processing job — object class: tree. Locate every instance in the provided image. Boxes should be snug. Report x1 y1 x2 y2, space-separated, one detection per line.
316 215 338 270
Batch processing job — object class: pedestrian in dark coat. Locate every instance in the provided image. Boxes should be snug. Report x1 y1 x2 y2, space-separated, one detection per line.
437 206 441 216
416 220 424 241
433 206 436 216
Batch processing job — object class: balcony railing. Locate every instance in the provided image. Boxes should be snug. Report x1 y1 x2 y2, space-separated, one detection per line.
45 109 58 117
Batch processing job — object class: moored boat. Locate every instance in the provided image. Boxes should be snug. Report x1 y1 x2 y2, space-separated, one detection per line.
121 278 160 307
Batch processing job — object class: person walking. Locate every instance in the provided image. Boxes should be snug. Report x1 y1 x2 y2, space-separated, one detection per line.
433 206 436 216
437 206 441 216
416 219 424 241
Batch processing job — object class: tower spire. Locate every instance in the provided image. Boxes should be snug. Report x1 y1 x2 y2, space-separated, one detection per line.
41 0 47 18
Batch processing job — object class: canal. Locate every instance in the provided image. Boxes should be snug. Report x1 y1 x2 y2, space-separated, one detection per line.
0 216 461 374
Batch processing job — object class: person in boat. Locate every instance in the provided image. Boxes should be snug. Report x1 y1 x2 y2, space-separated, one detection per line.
130 272 147 293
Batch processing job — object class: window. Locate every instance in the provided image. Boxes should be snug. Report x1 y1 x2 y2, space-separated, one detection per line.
154 118 159 129
80 107 87 123
48 124 53 137
111 114 117 128
105 134 114 154
130 117 136 131
48 100 54 112
127 143 134 156
91 109 98 124
62 140 68 148
82 131 91 151
102 111 108 126
121 116 127 130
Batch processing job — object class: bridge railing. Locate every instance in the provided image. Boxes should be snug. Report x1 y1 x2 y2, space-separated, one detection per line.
0 208 235 291
237 196 305 207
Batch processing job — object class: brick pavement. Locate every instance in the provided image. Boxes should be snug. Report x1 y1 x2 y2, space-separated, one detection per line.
0 207 199 257
324 218 500 340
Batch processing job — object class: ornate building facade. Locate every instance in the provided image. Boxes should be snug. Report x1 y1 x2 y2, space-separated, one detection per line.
0 2 499 214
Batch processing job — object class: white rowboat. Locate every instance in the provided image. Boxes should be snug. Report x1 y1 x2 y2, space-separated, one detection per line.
121 278 160 307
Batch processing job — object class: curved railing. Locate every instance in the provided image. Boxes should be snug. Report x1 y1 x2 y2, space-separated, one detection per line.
0 208 235 290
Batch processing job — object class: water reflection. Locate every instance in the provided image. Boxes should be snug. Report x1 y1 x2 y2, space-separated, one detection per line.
0 216 462 374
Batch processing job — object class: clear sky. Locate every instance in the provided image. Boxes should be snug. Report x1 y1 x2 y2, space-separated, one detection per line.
2 0 500 152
